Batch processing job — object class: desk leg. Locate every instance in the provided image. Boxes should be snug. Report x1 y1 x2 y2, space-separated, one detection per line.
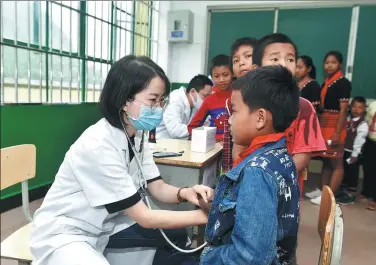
197 225 206 246
155 156 220 246
196 157 220 245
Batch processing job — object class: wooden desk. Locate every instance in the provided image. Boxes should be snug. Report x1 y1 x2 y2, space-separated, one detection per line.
149 139 222 243
151 139 223 167
150 139 222 189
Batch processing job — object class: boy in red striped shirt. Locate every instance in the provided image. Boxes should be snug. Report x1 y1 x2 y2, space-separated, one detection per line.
188 55 233 141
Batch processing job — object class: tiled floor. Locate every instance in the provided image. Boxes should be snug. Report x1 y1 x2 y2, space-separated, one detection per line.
1 186 375 264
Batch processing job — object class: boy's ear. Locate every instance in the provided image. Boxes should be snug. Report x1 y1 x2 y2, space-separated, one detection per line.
252 64 259 70
255 108 267 130
190 89 197 100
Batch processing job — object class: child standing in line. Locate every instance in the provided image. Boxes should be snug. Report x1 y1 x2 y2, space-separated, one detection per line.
295 55 321 109
199 65 300 265
222 37 258 172
188 55 233 141
338 97 369 205
308 51 352 205
230 33 327 197
360 100 376 211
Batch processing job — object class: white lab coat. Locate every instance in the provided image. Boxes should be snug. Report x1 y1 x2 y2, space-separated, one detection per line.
29 118 160 265
156 86 194 139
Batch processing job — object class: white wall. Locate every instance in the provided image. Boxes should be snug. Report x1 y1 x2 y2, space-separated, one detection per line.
166 1 308 82
161 0 375 83
168 1 253 83
156 1 171 75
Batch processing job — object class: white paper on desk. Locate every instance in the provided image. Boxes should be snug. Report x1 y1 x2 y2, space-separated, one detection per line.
148 143 167 153
191 127 216 153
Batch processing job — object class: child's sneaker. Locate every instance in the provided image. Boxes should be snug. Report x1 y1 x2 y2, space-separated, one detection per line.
305 188 322 199
310 195 322 205
338 194 355 205
334 188 347 199
367 201 376 211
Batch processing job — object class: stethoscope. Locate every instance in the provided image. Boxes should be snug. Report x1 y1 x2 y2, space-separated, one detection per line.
119 111 207 253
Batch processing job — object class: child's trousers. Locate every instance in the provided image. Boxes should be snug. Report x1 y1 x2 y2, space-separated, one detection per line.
342 151 360 191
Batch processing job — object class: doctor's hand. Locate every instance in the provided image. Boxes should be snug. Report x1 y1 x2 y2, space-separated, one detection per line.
181 185 214 207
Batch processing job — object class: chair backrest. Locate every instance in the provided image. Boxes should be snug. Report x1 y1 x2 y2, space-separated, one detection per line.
330 205 344 265
1 144 36 190
317 185 336 265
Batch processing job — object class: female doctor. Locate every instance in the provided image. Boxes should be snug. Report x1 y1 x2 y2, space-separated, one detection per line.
30 55 213 265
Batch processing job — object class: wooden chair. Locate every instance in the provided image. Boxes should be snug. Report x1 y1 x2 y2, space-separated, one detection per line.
331 205 344 265
1 144 36 264
318 185 344 265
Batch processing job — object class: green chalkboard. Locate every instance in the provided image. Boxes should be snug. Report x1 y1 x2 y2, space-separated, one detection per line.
207 10 274 73
206 6 375 98
352 6 376 99
278 8 352 85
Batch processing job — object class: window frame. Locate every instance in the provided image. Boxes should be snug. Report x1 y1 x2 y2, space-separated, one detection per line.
0 0 159 104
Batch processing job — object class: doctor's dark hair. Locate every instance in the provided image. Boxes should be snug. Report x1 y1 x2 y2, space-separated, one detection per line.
100 55 170 129
298 55 317 79
231 65 299 132
253 33 298 66
187 74 213 93
210 54 231 75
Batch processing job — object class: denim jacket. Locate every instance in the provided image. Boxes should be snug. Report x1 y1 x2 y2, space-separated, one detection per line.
200 138 300 265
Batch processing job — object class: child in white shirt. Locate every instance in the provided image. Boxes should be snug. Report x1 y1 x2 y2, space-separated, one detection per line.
339 97 369 205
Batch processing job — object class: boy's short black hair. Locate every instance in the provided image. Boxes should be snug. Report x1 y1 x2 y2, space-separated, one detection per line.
210 54 231 74
187 74 213 93
351 96 367 106
253 33 298 66
232 65 299 132
230 37 258 60
100 55 170 129
324 50 343 64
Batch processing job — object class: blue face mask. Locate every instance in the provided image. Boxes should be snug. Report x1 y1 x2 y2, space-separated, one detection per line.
128 106 163 131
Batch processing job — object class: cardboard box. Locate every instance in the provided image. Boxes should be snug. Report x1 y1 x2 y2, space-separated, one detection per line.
191 127 216 153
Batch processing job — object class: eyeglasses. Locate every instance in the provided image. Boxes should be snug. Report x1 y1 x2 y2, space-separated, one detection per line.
131 98 169 113
225 98 232 116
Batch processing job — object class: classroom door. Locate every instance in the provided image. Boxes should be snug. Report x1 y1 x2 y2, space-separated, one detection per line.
207 10 274 73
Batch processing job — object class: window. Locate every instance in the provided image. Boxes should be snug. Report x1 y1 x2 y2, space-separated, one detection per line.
0 1 160 104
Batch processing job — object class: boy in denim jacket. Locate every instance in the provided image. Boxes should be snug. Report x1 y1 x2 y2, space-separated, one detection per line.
200 65 300 265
